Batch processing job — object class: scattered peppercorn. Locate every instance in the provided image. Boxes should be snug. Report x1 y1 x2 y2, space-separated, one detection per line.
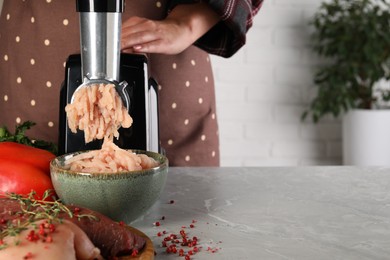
131 249 139 256
23 252 33 259
153 219 222 258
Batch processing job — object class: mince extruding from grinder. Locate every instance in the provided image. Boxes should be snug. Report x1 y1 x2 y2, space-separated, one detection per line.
65 83 132 143
64 83 158 172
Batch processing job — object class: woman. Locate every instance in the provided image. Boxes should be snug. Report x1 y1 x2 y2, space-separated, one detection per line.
0 0 263 166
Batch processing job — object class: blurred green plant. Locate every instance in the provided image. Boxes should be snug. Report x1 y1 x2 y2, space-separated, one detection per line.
303 0 390 122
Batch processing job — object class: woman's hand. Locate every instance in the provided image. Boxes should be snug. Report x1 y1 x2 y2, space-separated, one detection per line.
121 3 220 55
121 16 192 55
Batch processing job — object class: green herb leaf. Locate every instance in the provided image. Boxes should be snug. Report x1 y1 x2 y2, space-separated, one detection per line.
0 121 58 155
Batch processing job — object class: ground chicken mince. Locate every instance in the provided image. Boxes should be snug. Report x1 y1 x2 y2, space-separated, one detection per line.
65 83 158 172
64 139 158 172
65 83 132 143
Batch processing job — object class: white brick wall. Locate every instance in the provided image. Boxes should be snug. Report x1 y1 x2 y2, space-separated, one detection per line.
212 0 343 166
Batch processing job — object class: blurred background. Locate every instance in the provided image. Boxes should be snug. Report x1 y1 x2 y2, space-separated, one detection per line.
2 1 388 167
0 0 342 166
212 0 340 166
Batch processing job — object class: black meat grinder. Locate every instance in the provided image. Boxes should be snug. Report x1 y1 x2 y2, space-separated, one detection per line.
58 0 160 155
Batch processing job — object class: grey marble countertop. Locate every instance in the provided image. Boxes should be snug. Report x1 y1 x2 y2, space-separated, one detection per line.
132 167 390 260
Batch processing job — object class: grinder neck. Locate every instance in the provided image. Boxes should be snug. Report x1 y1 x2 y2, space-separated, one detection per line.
76 0 124 83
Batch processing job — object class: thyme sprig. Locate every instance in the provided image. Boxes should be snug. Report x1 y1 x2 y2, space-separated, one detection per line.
0 190 98 249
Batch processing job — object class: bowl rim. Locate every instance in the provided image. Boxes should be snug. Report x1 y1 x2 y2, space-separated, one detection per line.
50 149 168 177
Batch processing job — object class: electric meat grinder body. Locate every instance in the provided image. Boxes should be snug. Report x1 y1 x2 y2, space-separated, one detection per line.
58 0 160 155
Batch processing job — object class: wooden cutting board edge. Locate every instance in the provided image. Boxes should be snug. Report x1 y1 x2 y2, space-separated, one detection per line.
120 226 155 260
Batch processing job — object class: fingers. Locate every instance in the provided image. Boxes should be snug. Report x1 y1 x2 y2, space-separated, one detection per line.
121 30 161 51
121 21 173 53
131 40 168 54
121 17 156 38
121 16 148 30
123 38 178 55
120 17 192 55
121 17 160 52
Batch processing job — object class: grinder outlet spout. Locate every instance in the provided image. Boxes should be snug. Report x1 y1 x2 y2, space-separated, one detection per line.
71 78 131 113
116 80 130 111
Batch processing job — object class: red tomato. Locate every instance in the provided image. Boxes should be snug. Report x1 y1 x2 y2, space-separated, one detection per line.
0 159 54 200
0 142 55 174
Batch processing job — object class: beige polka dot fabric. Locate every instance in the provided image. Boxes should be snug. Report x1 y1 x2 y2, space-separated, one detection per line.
0 0 80 143
0 0 220 166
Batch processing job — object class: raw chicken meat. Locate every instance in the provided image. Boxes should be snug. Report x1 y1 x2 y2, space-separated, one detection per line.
0 220 102 260
0 199 147 258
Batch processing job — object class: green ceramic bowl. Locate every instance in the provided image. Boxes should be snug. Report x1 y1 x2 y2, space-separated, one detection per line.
50 150 168 224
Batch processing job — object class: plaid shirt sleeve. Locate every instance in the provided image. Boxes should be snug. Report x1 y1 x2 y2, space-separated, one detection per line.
168 0 264 58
